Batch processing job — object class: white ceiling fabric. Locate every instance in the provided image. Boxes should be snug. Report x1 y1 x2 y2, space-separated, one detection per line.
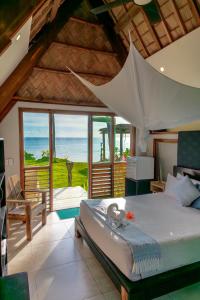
68 41 200 151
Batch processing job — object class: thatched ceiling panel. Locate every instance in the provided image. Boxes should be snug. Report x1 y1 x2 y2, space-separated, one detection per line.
56 18 113 52
38 42 121 77
17 69 108 106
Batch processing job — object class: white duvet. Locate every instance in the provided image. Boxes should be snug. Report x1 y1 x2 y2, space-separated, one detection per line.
80 193 200 281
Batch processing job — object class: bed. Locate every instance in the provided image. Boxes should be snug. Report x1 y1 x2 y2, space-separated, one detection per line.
75 166 200 300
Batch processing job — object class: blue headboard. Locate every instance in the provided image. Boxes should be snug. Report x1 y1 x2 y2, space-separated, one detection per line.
178 131 200 170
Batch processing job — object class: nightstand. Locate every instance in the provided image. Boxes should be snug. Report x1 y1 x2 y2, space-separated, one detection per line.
125 178 152 196
150 181 166 193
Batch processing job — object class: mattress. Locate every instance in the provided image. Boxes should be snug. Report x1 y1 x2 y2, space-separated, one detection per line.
80 193 200 281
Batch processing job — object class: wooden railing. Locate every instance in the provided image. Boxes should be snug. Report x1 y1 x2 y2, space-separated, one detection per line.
24 165 51 210
114 162 127 197
91 163 112 198
91 162 127 199
24 162 127 209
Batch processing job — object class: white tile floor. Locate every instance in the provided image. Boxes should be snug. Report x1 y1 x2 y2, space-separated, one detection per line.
8 213 200 300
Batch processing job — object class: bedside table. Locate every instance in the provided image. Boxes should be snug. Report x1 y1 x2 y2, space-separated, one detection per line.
150 181 166 193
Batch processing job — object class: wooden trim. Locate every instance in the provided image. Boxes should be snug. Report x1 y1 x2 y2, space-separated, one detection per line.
49 113 54 212
0 99 17 122
153 138 178 157
153 138 178 179
121 286 128 300
88 115 93 198
19 109 25 190
149 130 178 135
24 165 50 171
130 127 136 156
111 116 115 197
18 107 115 116
12 96 107 109
34 66 113 80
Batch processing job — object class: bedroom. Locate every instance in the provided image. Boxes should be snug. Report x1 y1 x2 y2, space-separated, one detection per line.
0 0 200 299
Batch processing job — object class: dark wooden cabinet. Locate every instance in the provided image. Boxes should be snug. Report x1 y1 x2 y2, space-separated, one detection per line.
125 177 151 196
0 139 7 276
0 272 30 300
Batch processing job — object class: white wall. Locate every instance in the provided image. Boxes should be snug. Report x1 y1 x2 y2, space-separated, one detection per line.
147 27 200 88
0 102 110 178
0 17 32 86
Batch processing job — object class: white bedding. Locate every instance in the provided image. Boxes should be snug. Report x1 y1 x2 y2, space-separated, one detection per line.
80 193 200 281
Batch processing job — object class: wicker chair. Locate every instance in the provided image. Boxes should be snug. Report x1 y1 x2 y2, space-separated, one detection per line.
7 175 47 241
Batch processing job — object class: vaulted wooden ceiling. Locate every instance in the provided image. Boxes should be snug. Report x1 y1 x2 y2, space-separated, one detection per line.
0 0 199 120
15 17 121 107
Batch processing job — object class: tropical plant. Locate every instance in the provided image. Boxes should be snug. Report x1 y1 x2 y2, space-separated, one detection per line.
24 151 36 161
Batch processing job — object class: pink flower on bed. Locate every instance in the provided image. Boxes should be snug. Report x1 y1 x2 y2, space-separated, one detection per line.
125 211 135 220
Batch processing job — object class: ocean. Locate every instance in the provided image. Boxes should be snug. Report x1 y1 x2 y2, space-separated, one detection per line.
25 137 104 162
24 136 130 162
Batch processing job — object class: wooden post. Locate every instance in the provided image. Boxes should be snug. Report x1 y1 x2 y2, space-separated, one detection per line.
42 192 47 225
121 286 128 300
25 204 32 241
120 132 123 158
66 161 74 187
102 132 106 161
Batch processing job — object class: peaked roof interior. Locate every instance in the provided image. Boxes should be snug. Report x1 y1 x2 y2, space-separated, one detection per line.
0 0 199 120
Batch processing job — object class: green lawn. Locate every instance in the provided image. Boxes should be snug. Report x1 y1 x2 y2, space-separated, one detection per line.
25 158 88 190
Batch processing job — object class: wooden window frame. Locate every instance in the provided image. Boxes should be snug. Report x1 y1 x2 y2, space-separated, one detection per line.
19 107 136 209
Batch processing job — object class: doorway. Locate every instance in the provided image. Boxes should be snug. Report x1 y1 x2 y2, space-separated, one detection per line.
20 109 135 211
52 114 88 210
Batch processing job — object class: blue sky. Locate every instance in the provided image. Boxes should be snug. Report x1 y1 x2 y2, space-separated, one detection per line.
23 113 129 138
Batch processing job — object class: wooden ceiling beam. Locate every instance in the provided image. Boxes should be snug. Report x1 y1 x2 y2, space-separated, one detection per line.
34 66 113 81
123 3 149 57
12 96 106 108
0 0 84 121
158 7 173 43
170 0 187 34
88 0 128 66
114 5 141 33
52 41 117 56
130 25 150 56
140 10 162 51
187 0 200 25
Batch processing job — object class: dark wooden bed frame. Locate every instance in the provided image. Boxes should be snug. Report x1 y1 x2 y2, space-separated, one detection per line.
75 166 200 300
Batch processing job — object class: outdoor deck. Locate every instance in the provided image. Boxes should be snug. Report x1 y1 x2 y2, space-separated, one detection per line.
53 186 88 211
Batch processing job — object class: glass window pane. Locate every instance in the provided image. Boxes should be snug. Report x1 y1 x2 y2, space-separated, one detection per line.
92 116 112 163
114 117 131 161
23 113 49 166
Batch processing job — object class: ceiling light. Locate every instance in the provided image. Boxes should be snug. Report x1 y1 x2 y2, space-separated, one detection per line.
160 66 165 72
16 34 21 41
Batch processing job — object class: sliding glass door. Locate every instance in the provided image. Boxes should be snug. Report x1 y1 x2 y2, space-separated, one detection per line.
22 112 51 210
21 110 135 211
52 114 88 210
90 116 113 198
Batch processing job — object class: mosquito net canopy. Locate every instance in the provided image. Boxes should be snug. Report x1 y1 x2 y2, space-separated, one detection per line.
69 41 200 151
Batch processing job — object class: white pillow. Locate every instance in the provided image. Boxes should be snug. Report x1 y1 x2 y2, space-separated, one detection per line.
165 174 178 195
165 174 200 206
177 172 200 185
176 173 184 180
